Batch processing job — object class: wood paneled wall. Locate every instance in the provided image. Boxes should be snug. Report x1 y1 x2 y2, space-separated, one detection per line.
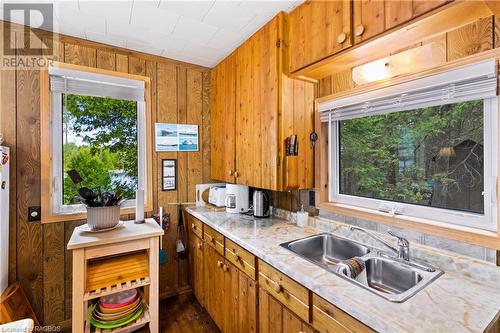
0 21 211 327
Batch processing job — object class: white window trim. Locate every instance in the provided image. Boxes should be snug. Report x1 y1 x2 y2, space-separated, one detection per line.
328 96 498 232
51 92 147 214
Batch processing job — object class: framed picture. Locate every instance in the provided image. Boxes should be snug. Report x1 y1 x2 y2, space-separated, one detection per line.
155 123 199 152
162 159 177 191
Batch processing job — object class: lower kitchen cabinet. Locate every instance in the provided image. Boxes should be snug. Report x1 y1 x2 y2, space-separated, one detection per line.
203 241 226 330
259 287 316 333
188 225 204 307
224 261 258 333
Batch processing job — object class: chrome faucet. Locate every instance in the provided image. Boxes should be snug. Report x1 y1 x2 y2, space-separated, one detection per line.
350 226 410 261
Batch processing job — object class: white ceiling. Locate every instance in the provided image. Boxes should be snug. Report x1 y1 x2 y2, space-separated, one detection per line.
1 0 303 67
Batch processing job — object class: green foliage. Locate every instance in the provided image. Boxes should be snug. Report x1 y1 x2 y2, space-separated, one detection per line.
340 100 483 211
62 94 138 204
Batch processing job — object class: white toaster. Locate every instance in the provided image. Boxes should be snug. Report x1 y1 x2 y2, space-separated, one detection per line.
208 186 227 207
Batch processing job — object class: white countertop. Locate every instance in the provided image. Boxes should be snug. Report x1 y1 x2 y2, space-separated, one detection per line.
186 206 500 333
67 218 164 250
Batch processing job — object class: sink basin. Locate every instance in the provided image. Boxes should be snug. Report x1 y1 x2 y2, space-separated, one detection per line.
281 233 443 302
281 233 370 266
363 257 423 294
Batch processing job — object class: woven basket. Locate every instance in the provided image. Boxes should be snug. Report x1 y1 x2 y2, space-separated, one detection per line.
86 206 120 230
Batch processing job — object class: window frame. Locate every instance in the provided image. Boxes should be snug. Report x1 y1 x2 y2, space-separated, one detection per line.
40 62 153 224
328 97 498 232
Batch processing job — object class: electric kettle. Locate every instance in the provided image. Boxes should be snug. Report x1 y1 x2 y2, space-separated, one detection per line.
253 190 270 218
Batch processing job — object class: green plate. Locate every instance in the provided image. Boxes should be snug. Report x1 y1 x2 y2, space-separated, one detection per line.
88 303 144 329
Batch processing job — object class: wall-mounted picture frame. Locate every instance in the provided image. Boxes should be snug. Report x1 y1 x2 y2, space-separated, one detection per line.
162 159 177 191
155 123 199 152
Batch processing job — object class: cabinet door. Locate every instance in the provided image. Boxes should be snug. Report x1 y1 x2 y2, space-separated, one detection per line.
223 261 258 333
203 242 225 330
235 15 280 188
353 0 385 44
289 0 352 72
385 0 413 29
259 287 315 333
193 235 204 306
211 54 236 183
413 0 448 17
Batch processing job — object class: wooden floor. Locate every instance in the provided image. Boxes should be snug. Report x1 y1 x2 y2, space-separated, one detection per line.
159 293 220 333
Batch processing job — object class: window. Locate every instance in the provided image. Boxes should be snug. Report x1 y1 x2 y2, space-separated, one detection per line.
320 61 498 231
48 65 148 215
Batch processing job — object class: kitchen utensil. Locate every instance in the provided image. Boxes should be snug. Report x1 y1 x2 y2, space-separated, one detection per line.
253 190 270 218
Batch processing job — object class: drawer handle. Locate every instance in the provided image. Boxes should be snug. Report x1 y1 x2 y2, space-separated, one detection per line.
192 223 196 230
337 32 347 44
354 24 365 37
234 249 241 261
217 260 223 268
197 243 202 250
223 264 228 272
273 281 282 294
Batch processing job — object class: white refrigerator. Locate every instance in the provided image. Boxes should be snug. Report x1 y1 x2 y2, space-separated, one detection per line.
0 146 10 294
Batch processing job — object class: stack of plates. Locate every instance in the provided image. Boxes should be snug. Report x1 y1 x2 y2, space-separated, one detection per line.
88 289 144 330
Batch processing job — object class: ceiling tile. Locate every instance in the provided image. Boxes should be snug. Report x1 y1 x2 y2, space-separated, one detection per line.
130 2 179 33
172 15 217 45
202 1 255 31
159 0 215 21
79 1 133 22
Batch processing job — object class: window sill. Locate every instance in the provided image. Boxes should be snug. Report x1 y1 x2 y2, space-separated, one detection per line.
317 202 500 250
41 206 153 224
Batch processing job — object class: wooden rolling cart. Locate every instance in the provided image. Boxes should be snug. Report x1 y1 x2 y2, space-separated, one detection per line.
67 219 164 333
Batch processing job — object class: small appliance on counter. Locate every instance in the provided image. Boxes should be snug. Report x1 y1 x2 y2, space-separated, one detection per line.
195 183 225 206
208 185 227 207
225 184 249 213
253 190 270 218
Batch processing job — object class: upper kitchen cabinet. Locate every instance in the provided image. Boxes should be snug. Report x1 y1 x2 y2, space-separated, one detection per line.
211 53 237 184
288 0 352 73
211 12 315 191
353 0 386 43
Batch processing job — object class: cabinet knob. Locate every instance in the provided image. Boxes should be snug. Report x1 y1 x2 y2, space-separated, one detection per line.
217 260 223 268
354 24 365 37
191 223 196 229
234 171 239 178
229 170 234 176
274 282 282 293
234 250 240 261
337 32 347 44
197 243 202 250
223 264 228 272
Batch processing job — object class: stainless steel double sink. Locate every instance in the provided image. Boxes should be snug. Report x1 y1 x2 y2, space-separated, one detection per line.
280 233 443 302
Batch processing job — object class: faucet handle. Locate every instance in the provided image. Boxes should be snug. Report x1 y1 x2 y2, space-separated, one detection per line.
387 230 409 246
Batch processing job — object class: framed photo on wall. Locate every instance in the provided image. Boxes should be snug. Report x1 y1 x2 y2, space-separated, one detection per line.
162 159 177 191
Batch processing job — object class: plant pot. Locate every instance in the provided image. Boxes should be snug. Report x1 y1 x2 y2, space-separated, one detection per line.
86 206 120 230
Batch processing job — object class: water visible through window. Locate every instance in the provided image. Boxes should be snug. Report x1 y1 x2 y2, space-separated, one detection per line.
62 94 138 205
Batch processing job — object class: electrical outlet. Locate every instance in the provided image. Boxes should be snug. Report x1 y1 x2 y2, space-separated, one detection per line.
28 206 41 222
309 191 315 206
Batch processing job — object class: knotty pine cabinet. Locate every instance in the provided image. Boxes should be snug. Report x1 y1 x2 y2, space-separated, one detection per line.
287 0 451 73
211 12 315 191
259 287 316 333
188 217 204 307
288 0 352 73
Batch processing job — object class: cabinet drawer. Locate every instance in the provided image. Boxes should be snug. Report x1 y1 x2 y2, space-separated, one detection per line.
225 238 256 280
258 259 310 323
312 294 375 333
189 215 204 239
204 225 224 255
